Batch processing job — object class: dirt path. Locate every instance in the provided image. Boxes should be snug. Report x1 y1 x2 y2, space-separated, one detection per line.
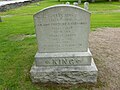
89 28 120 90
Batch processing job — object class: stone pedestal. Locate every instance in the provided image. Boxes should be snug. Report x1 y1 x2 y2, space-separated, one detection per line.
30 49 98 84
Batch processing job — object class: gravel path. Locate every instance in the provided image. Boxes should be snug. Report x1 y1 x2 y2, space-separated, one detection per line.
89 28 120 90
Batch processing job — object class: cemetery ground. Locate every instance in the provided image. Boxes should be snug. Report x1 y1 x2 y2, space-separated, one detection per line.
0 0 120 90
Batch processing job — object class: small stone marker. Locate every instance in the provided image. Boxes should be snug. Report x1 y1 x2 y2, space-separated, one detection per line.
30 5 98 84
73 2 78 6
78 0 81 4
65 2 70 5
84 2 89 10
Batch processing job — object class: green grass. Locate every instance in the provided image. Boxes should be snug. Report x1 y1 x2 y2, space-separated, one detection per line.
0 0 120 90
91 12 120 28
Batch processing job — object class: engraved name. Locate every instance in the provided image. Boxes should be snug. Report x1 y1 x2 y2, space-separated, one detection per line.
44 58 84 65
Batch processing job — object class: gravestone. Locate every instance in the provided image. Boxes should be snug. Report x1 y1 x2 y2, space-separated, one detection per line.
66 2 70 5
30 5 98 84
84 2 89 10
73 2 78 6
78 0 81 4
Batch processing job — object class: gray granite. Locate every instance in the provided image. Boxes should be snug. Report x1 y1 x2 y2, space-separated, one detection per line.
84 2 89 10
78 0 81 4
30 59 98 84
34 5 90 53
65 2 70 5
35 49 92 66
30 5 98 84
73 2 78 6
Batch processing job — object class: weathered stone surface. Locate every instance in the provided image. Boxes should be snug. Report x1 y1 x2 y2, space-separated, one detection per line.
78 0 81 4
84 2 89 10
35 49 92 66
30 5 98 84
30 59 98 84
34 5 90 53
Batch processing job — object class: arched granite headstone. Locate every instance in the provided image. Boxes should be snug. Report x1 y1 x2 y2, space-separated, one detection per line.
30 5 98 84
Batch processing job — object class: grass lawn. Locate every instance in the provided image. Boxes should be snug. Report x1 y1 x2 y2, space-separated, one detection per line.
0 0 120 90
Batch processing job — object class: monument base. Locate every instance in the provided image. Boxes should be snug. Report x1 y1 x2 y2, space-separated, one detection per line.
30 59 98 84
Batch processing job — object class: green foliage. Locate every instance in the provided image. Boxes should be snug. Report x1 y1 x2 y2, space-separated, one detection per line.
0 0 120 89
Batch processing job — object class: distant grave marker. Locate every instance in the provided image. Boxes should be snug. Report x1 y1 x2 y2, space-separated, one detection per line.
78 0 81 4
66 2 70 5
73 2 78 6
84 2 89 10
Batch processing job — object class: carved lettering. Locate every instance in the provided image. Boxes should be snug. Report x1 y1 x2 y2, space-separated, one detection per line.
35 7 89 52
48 58 84 65
62 59 68 65
52 60 58 65
69 59 74 64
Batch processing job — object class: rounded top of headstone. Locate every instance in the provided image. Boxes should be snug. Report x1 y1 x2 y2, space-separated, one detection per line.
34 4 91 16
34 4 91 52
